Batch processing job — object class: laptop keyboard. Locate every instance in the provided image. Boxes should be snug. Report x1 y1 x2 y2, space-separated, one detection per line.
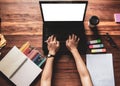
43 22 87 55
44 27 80 41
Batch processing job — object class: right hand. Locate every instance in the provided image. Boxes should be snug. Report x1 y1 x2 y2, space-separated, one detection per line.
66 34 80 52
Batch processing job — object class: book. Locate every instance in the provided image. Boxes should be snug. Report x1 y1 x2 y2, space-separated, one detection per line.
86 53 115 86
20 41 30 52
32 53 46 67
27 49 39 60
20 41 46 67
0 46 42 86
23 47 31 55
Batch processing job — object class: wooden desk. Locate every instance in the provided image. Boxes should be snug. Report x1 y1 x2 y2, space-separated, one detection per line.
0 0 120 86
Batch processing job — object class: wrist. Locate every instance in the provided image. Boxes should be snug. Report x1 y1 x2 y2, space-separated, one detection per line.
70 48 78 54
48 51 56 56
47 57 54 62
47 57 54 60
47 53 56 58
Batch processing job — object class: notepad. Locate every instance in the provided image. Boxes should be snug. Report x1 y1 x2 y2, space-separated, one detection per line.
0 46 42 86
86 54 115 86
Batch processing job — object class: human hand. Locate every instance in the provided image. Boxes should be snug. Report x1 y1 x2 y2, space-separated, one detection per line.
66 34 80 53
46 35 60 55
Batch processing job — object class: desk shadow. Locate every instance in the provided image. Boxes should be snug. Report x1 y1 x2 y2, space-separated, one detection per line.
0 72 15 86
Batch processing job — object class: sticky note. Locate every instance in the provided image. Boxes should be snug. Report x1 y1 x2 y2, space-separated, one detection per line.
114 13 120 23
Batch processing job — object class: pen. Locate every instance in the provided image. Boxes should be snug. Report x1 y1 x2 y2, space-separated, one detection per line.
44 40 65 43
105 33 117 47
105 33 120 50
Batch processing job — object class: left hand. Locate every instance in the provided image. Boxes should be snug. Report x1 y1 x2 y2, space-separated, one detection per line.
46 35 60 55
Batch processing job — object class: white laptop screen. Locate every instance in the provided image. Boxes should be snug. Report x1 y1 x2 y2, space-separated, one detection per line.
41 3 87 22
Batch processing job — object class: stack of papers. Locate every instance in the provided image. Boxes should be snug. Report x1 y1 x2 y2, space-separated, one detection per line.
86 54 115 86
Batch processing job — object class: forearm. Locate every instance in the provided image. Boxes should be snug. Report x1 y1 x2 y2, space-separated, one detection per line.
71 49 93 86
41 57 54 86
71 49 88 75
41 35 59 86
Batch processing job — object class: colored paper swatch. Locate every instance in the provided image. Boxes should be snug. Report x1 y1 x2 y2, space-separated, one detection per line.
114 13 120 23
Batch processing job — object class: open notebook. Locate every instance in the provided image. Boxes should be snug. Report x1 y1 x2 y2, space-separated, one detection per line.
0 46 42 86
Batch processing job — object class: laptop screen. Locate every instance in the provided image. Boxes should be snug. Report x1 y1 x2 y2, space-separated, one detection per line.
40 2 87 22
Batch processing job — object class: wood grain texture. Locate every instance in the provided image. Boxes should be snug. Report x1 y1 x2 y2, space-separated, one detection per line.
0 0 120 35
0 0 120 86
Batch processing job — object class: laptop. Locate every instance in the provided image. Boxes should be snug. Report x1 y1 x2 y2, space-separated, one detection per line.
39 1 88 55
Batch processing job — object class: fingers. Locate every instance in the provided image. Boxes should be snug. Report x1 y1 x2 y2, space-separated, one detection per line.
46 35 57 43
56 41 60 47
49 35 54 42
46 34 80 44
68 34 80 42
77 38 80 43
66 39 69 45
46 35 60 53
53 35 57 43
46 35 60 49
69 35 72 40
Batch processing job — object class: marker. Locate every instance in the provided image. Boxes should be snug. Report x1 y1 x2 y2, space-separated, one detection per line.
91 48 106 53
89 39 101 44
89 44 104 49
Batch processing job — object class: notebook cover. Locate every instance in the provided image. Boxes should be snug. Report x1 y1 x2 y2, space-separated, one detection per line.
20 41 30 52
27 49 39 60
23 47 31 55
38 58 46 67
32 53 46 67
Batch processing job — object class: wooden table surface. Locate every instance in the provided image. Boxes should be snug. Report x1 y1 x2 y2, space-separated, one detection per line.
0 0 120 86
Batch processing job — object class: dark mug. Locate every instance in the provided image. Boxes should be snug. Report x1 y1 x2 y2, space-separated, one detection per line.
88 16 99 28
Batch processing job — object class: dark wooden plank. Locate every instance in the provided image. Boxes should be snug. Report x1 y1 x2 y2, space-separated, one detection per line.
0 0 120 35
